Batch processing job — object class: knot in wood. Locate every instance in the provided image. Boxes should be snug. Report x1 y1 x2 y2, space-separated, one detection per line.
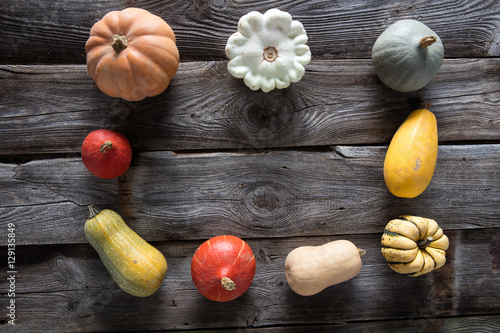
55 256 84 285
242 183 294 222
231 92 296 146
251 186 280 211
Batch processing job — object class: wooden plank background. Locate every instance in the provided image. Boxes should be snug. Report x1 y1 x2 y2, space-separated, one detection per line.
1 58 499 154
0 0 499 331
1 0 499 63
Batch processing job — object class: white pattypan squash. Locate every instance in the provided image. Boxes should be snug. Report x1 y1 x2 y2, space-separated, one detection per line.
225 8 311 92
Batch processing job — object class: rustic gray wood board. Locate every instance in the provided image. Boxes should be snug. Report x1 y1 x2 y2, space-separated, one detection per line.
0 229 498 331
1 144 499 246
162 316 500 333
170 315 500 333
1 0 499 63
1 0 500 331
1 59 499 155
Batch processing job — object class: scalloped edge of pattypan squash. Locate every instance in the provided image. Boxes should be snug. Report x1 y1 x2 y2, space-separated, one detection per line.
225 8 311 93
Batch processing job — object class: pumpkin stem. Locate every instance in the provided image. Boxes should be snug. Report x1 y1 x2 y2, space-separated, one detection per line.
358 248 367 257
423 102 432 110
88 205 101 219
221 276 236 291
100 140 113 154
418 236 434 248
263 46 278 62
419 35 437 48
112 35 128 53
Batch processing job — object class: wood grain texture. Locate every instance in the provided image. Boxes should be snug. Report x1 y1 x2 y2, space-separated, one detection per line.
1 0 499 64
1 59 499 155
168 316 500 333
0 230 498 331
1 0 500 331
161 316 500 333
1 144 499 246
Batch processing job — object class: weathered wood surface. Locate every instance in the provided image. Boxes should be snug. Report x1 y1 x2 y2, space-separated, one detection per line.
186 316 500 333
1 144 499 246
1 59 499 154
166 316 500 333
1 0 500 331
0 229 499 332
1 0 499 64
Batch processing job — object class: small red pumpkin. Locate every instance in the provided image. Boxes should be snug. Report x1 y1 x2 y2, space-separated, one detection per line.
81 129 132 179
191 235 256 302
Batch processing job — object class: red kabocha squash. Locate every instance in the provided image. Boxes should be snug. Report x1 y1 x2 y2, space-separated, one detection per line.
81 129 132 179
85 7 180 101
191 235 256 302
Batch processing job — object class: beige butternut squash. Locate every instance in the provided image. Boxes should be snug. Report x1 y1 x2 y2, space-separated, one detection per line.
285 240 365 296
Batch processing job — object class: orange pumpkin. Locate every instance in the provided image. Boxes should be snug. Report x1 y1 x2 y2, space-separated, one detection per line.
85 8 180 101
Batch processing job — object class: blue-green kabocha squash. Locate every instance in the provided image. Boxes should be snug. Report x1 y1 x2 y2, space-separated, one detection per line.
371 20 444 92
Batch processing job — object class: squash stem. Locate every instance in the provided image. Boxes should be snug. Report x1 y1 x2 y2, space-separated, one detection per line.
423 102 432 111
418 236 434 248
419 35 437 48
221 276 236 291
112 35 128 53
88 205 101 219
263 46 278 62
358 248 367 257
100 140 113 154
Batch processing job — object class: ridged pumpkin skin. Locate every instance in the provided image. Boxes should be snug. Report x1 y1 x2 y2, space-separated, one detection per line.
85 8 179 101
381 215 449 277
84 205 167 297
285 240 364 296
384 104 438 198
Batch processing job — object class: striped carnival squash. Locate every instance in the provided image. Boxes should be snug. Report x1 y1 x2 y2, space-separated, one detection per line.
381 215 449 276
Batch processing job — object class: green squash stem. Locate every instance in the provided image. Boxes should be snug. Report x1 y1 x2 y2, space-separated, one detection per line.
88 205 101 219
418 236 434 248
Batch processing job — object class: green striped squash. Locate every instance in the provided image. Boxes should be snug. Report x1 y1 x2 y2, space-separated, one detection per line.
85 205 167 297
